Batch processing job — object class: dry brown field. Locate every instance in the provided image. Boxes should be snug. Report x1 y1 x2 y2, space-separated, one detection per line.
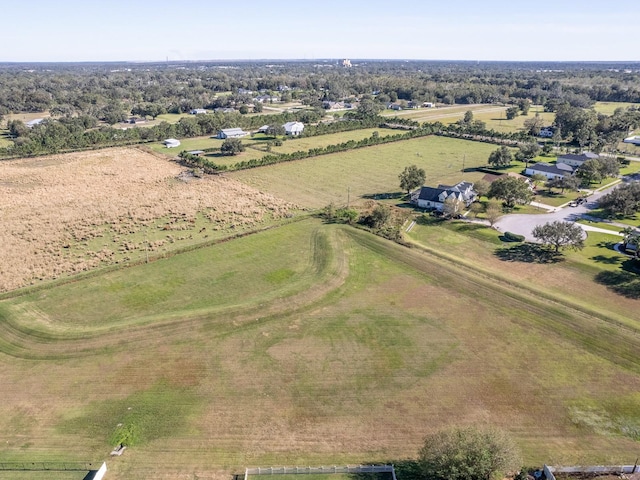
0 147 295 292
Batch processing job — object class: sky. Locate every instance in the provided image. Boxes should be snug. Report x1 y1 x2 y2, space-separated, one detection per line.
1 0 638 62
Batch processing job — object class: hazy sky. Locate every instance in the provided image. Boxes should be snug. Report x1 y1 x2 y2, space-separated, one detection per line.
2 0 637 62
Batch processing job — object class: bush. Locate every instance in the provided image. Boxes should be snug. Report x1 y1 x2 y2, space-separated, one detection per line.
504 231 525 242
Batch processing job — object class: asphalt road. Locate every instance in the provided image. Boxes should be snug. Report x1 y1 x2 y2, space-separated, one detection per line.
494 183 623 242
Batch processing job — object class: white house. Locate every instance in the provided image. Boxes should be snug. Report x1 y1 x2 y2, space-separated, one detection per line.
217 128 248 139
163 138 181 148
525 162 574 180
283 121 304 136
556 152 599 168
623 136 640 146
190 108 207 115
412 182 477 211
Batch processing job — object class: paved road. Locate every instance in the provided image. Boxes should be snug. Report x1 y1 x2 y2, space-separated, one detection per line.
494 183 623 242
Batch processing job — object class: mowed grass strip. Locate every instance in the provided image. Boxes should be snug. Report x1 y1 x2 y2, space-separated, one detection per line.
230 136 499 208
3 221 640 478
0 219 335 335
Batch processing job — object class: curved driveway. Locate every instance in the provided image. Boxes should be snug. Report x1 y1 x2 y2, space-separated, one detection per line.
494 183 623 242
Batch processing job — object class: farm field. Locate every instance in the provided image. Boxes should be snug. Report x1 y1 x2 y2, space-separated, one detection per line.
0 146 295 293
593 102 640 115
381 104 506 123
471 107 555 134
2 219 640 480
229 136 500 208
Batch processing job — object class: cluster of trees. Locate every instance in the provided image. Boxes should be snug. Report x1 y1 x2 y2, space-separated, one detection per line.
599 182 640 216
532 221 585 252
487 176 534 208
574 157 620 185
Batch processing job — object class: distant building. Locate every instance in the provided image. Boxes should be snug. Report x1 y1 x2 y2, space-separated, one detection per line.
557 152 599 168
422 102 435 108
623 135 640 146
411 182 477 211
163 138 181 148
217 128 248 139
524 162 574 180
25 118 44 128
190 108 207 115
539 127 554 138
342 59 352 68
186 150 205 157
283 121 304 136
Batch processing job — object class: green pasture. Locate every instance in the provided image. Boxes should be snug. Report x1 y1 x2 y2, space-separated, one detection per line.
249 128 393 154
381 104 505 123
472 107 555 134
593 102 640 115
149 136 268 166
2 219 640 480
0 132 12 148
230 136 502 208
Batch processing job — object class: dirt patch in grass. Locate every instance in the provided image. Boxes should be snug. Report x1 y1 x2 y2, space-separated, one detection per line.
0 147 295 292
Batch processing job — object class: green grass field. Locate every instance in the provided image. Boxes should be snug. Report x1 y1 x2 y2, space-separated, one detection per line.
381 104 506 123
229 136 502 208
2 218 640 480
593 102 640 115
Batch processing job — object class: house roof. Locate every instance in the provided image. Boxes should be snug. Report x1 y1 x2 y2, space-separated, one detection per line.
219 128 246 135
26 118 44 127
164 138 180 143
187 150 204 155
527 162 573 176
557 152 599 162
283 121 304 130
416 186 464 203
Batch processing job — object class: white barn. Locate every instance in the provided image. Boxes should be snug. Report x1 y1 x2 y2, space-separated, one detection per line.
163 138 181 148
217 128 248 139
283 121 304 136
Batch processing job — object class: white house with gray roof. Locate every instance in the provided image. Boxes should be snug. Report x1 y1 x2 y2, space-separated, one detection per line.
524 162 574 180
556 152 599 168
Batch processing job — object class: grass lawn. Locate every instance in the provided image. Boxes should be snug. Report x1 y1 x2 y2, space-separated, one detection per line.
533 189 583 207
472 106 555 134
2 219 640 480
149 136 269 166
593 102 640 115
0 131 12 148
230 136 503 208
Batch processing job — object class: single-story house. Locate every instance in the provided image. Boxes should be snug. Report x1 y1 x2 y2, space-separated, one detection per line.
422 102 435 108
556 152 599 168
163 138 181 148
539 127 554 138
623 136 640 146
190 108 207 115
524 162 574 180
217 128 248 139
258 125 270 133
388 103 402 111
214 107 236 113
26 118 44 128
283 121 304 136
186 150 205 157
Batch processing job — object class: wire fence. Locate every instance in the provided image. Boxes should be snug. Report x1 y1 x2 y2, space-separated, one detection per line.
0 462 99 471
244 464 397 480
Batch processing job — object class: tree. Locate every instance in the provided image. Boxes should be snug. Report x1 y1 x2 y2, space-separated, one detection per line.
253 102 263 113
419 426 520 480
532 221 585 253
473 179 490 198
220 137 245 156
523 113 545 136
487 146 513 168
399 164 426 194
546 175 581 193
266 124 285 137
463 110 474 124
356 98 384 118
515 142 540 163
488 176 533 208
443 197 465 219
575 159 603 185
505 106 519 120
485 200 503 226
518 98 531 115
598 182 640 216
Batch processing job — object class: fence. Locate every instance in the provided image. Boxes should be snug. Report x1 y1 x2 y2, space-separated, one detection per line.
545 464 640 479
0 461 101 471
244 465 396 480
